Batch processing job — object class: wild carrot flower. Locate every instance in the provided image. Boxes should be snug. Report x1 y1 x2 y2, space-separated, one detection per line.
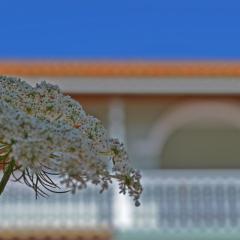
0 76 142 206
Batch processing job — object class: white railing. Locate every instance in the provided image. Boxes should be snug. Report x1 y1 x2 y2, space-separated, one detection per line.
130 170 240 231
0 178 113 230
1 170 240 232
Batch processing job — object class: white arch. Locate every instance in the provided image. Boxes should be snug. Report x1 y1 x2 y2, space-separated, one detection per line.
135 101 240 158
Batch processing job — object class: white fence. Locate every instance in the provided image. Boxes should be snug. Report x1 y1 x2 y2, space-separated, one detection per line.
0 179 113 229
132 170 240 231
1 170 240 232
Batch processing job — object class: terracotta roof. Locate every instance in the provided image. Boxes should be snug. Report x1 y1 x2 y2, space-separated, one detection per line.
1 61 240 77
0 230 111 240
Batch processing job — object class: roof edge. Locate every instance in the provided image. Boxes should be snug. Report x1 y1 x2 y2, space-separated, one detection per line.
1 60 240 77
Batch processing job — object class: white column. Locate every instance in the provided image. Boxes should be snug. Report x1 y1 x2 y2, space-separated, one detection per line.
108 98 133 229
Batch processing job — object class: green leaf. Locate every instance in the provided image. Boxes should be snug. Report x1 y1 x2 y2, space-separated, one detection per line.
0 158 15 195
0 153 9 161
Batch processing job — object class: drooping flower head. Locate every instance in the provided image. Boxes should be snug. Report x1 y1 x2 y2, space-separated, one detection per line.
0 76 142 206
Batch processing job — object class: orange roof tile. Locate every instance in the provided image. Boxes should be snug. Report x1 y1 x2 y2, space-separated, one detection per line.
0 61 240 77
0 230 111 240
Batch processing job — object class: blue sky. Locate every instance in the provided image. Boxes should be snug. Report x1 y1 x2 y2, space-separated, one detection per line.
0 0 240 60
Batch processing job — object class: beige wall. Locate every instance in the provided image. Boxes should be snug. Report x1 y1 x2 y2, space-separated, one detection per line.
73 95 240 170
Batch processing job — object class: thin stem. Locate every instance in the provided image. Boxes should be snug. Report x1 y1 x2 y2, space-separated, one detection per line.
0 159 15 195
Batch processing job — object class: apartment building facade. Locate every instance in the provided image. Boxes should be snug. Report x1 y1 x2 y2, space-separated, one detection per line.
1 62 240 239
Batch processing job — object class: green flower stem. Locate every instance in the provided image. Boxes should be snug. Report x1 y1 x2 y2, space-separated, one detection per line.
0 159 15 195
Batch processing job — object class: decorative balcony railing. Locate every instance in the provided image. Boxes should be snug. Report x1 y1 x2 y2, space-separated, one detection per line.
131 170 240 231
1 170 240 233
0 178 113 229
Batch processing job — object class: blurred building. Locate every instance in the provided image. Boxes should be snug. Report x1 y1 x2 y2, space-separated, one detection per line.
1 61 240 240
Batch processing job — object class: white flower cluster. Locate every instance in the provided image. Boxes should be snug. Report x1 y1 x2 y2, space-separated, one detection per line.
0 76 142 206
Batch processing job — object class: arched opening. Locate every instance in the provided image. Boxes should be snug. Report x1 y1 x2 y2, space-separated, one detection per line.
135 101 240 169
161 124 240 169
158 102 240 169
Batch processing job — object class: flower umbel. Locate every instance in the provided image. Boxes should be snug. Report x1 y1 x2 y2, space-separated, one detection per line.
0 76 142 206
